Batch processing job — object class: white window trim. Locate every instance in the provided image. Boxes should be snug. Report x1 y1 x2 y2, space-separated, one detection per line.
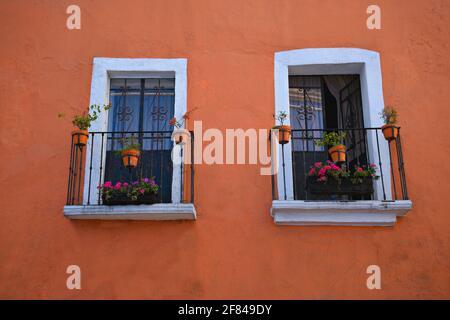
64 203 196 220
272 48 412 226
64 57 195 220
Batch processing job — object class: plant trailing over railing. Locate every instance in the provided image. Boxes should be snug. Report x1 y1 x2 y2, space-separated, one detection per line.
314 132 347 162
380 106 399 141
98 178 159 205
272 111 291 144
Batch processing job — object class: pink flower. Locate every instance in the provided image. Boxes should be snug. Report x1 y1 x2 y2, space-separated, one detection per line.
370 164 377 168
314 162 322 168
308 168 316 176
123 182 129 187
139 188 145 194
143 178 149 183
317 176 327 182
318 168 327 176
103 181 112 188
357 167 363 172
331 164 340 170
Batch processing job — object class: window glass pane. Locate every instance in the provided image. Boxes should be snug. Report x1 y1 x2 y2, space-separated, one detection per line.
104 78 175 203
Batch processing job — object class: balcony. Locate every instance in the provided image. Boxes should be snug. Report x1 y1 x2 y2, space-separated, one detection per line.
270 127 412 226
63 130 196 220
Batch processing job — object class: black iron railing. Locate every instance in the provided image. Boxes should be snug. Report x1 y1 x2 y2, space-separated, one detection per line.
66 131 194 205
272 127 408 201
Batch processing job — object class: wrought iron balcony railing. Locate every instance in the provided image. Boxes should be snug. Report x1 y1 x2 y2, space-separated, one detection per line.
66 131 194 206
271 127 408 201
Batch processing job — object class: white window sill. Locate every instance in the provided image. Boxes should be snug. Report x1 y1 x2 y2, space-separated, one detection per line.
63 203 196 221
271 200 412 226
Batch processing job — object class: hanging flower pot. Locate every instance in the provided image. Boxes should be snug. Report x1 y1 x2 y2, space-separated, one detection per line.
71 129 89 147
273 125 291 144
272 111 291 145
328 144 346 163
314 131 347 163
380 106 399 141
121 149 140 168
381 124 398 141
172 128 191 145
63 103 112 147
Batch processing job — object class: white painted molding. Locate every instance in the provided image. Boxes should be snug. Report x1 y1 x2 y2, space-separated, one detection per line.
271 200 412 226
274 48 391 201
83 57 188 205
64 203 196 220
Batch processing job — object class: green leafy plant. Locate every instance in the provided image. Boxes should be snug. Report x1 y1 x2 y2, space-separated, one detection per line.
380 106 397 125
117 136 140 153
273 111 288 127
314 131 346 148
351 164 379 184
59 104 112 130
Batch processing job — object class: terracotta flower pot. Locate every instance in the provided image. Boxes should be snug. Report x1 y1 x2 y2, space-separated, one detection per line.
273 125 291 144
121 149 140 168
72 129 89 147
172 128 190 145
381 124 398 141
328 144 346 162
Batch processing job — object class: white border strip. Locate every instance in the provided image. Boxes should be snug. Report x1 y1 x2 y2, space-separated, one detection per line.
274 48 391 200
83 58 187 205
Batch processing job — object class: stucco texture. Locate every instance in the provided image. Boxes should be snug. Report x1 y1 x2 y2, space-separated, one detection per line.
0 0 449 299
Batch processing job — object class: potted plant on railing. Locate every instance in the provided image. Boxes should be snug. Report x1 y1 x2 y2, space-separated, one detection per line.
98 177 159 205
307 161 378 195
272 111 291 144
169 117 190 145
118 136 141 168
314 131 347 162
59 103 111 147
380 106 398 141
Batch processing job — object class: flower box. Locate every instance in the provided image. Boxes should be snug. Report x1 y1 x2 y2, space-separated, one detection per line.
98 178 160 206
307 176 374 195
102 192 159 205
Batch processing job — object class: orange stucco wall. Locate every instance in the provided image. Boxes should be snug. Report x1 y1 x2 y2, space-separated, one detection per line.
1 0 449 299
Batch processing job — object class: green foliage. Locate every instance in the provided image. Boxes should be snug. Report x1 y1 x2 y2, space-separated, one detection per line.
380 106 398 125
308 161 379 185
351 164 379 184
314 131 346 147
117 136 141 154
70 104 112 130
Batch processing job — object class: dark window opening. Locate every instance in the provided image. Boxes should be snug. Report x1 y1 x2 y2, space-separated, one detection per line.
289 75 370 201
